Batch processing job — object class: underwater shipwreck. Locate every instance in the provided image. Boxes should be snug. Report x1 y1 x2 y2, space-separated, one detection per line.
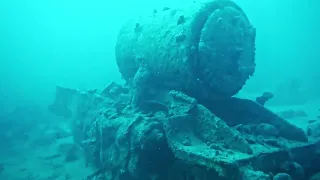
49 0 320 180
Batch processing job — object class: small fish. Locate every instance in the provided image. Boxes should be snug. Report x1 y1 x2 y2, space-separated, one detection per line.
308 120 317 124
163 7 170 11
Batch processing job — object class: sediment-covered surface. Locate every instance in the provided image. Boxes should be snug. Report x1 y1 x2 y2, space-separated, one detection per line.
116 0 256 101
1 84 319 180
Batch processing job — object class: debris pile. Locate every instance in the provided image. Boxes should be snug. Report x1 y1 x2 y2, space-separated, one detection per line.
49 83 319 180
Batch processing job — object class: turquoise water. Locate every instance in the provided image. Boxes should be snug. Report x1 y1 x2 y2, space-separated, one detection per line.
0 0 319 179
0 0 319 110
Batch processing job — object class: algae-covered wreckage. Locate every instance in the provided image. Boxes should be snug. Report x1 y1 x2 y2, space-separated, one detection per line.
49 0 320 179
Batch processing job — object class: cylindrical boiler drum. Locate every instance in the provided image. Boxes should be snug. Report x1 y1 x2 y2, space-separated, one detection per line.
115 0 256 100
